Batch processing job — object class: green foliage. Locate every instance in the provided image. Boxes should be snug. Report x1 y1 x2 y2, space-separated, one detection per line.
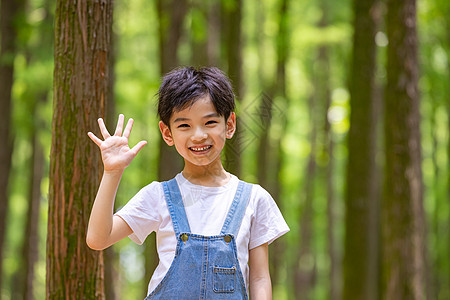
2 0 450 298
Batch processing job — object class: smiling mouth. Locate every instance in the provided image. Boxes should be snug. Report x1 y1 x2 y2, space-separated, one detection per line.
189 145 212 152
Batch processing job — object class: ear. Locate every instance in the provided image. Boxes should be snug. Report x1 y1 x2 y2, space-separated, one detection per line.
226 112 236 139
159 121 174 146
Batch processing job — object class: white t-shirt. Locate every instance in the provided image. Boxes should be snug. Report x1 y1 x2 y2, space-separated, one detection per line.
116 173 289 295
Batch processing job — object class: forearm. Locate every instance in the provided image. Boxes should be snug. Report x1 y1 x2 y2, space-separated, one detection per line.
250 273 272 299
86 170 123 249
249 243 272 300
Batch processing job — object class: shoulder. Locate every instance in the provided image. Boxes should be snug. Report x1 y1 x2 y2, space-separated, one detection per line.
237 180 274 204
135 180 164 198
240 182 290 248
119 180 166 213
249 183 272 198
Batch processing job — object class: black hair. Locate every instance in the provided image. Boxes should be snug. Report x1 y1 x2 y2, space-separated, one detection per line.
157 66 235 126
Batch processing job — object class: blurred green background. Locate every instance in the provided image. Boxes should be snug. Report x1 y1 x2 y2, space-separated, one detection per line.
1 0 449 299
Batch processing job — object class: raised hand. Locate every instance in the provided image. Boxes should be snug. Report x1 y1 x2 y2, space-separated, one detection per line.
88 114 147 173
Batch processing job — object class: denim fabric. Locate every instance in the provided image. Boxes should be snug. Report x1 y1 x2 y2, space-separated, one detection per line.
145 179 251 299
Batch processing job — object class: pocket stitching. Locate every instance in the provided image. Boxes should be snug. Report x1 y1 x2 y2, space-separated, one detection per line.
213 266 236 293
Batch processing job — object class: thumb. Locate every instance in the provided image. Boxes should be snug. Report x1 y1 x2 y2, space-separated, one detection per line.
130 140 148 156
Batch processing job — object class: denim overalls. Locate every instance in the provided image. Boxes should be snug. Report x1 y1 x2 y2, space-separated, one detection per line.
145 178 252 299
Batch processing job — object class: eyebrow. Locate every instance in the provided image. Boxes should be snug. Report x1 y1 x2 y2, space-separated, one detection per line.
173 117 190 123
173 113 220 123
204 112 220 118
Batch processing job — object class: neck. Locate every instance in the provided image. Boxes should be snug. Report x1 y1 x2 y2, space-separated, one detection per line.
182 159 230 187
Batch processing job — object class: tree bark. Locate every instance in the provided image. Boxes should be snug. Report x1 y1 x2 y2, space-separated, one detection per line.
0 0 24 293
343 0 380 299
104 12 117 300
46 1 113 298
382 0 427 298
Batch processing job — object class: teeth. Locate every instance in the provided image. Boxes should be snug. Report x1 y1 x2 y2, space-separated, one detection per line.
190 146 211 152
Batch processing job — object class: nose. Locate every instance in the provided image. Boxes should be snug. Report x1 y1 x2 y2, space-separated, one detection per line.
191 126 208 141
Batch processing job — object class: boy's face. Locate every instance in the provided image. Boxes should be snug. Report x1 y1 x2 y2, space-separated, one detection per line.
159 95 236 168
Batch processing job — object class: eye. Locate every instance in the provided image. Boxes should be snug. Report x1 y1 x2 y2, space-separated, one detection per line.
177 124 190 128
206 120 218 126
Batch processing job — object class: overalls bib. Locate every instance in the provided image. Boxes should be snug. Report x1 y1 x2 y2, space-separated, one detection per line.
145 178 252 299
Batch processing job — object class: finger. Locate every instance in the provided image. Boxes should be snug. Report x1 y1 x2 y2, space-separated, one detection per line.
98 118 111 139
87 132 103 147
123 118 134 139
130 140 147 156
114 114 125 136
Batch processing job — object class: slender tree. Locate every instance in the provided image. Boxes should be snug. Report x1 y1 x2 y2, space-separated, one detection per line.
343 0 380 299
156 0 187 182
294 92 318 300
256 0 289 288
294 43 330 300
12 3 53 298
0 0 24 294
382 0 427 298
444 2 450 296
207 0 221 66
190 0 208 67
319 41 338 300
46 1 113 298
223 0 243 177
447 36 450 300
142 1 188 297
19 94 46 300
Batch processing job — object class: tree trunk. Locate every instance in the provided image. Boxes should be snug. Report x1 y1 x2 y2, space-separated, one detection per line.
343 0 380 299
144 1 189 297
0 0 24 293
223 0 243 177
427 70 442 300
190 0 208 67
257 0 289 288
156 0 187 181
445 7 450 299
326 114 339 300
319 44 339 300
382 0 426 298
12 3 53 298
207 0 221 67
46 1 113 298
294 93 317 300
448 66 450 300
104 13 117 300
22 111 45 300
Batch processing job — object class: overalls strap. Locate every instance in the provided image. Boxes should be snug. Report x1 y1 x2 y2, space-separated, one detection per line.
162 178 191 236
220 181 252 236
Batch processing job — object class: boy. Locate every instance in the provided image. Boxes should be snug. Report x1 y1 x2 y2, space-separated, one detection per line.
86 67 289 299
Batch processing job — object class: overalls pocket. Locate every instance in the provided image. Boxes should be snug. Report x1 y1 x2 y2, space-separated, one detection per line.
213 266 236 293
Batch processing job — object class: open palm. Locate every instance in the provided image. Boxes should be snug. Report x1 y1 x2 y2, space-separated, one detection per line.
88 114 147 172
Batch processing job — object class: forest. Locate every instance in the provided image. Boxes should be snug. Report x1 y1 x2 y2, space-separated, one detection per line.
0 0 449 299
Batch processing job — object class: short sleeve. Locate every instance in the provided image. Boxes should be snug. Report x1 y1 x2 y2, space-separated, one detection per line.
248 185 290 250
115 181 162 245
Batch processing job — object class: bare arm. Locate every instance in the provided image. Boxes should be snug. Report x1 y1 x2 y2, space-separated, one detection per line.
249 243 272 300
86 114 147 250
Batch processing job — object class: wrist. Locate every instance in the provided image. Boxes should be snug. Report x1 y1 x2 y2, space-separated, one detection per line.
103 169 125 177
